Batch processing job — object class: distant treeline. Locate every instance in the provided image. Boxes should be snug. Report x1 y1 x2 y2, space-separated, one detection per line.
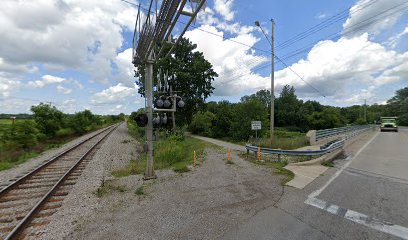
0 113 33 119
0 103 124 162
188 85 408 141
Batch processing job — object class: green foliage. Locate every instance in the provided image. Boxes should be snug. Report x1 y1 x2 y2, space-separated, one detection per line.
307 108 345 129
135 186 145 195
386 87 408 126
68 110 101 134
135 37 218 125
113 137 209 176
31 103 64 137
5 121 39 149
231 99 268 141
189 111 215 136
1 103 123 171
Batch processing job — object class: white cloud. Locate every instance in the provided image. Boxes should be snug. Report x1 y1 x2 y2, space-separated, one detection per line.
386 25 408 48
0 0 137 84
114 48 135 87
72 79 84 90
28 75 66 88
342 0 408 37
315 13 328 20
185 25 268 96
0 74 21 98
57 85 72 94
91 83 137 105
58 99 77 113
274 33 408 104
214 0 235 21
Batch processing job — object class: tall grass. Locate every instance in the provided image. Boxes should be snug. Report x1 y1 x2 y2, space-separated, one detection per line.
112 136 209 177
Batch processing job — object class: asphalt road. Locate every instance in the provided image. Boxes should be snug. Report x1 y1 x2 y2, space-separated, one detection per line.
222 128 408 240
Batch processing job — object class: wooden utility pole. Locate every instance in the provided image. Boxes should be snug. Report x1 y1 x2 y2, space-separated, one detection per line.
270 19 275 145
364 99 367 123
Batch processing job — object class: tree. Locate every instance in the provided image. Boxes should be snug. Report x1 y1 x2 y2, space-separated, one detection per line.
31 103 64 137
5 121 39 149
69 110 99 134
307 108 344 129
207 100 235 138
189 111 216 136
386 87 408 125
135 37 218 126
240 90 271 109
275 85 303 128
231 99 268 141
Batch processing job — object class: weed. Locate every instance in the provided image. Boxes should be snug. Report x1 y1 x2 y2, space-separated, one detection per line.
322 161 334 167
244 153 294 185
95 182 127 197
114 137 209 175
135 186 145 195
121 139 132 144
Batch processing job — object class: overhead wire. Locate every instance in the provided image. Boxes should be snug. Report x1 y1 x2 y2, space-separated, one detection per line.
123 0 407 98
278 2 408 61
276 0 380 50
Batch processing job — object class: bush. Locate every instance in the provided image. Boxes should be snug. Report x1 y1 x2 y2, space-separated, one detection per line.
31 103 64 137
189 111 215 136
5 121 40 149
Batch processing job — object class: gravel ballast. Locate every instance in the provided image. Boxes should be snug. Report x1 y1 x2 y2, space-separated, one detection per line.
0 126 116 188
65 147 284 240
10 122 284 239
39 122 139 239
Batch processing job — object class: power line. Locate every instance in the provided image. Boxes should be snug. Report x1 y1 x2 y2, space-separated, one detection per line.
276 0 379 50
278 2 408 61
274 55 326 97
124 0 406 98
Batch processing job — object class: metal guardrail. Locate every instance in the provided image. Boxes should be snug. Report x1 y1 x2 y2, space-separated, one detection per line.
245 139 345 157
316 125 372 141
246 125 377 157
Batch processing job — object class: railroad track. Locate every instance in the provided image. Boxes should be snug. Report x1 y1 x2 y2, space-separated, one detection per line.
0 123 121 240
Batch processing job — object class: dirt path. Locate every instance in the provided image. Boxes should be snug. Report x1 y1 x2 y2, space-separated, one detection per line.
69 148 283 240
191 135 246 151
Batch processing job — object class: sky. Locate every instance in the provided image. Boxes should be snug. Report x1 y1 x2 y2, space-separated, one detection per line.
0 0 407 114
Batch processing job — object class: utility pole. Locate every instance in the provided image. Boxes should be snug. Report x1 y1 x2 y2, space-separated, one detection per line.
170 86 176 131
132 0 206 180
255 19 275 146
364 99 367 123
145 55 155 179
270 19 275 146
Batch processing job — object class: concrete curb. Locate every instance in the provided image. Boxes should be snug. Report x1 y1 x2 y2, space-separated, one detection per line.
288 128 376 166
289 149 343 166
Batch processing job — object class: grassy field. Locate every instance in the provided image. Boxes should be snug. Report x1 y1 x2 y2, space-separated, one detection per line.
112 136 213 177
237 128 308 150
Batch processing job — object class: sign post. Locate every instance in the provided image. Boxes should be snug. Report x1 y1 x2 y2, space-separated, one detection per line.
251 121 262 141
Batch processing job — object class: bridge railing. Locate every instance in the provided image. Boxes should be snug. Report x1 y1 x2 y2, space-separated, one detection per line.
307 125 375 144
245 125 376 161
245 139 344 157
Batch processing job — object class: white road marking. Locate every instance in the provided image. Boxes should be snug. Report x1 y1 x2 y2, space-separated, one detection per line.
305 197 408 240
308 132 379 199
304 131 408 239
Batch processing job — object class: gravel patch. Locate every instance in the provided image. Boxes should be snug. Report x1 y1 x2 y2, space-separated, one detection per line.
0 126 115 188
39 122 139 240
66 147 284 240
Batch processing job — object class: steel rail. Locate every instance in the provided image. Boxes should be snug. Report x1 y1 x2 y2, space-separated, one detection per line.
0 123 119 197
2 123 120 240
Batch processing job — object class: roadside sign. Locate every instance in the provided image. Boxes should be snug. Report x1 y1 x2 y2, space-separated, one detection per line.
251 121 262 130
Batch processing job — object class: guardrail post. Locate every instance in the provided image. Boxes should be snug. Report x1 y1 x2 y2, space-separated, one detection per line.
257 147 261 161
306 130 316 145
